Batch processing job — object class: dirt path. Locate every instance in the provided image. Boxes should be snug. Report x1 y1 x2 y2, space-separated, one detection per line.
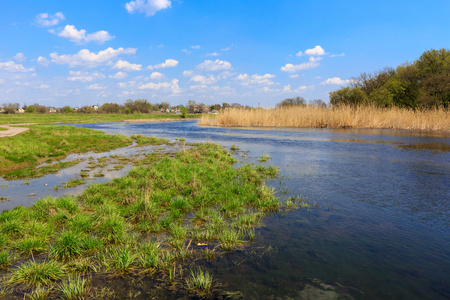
0 124 34 137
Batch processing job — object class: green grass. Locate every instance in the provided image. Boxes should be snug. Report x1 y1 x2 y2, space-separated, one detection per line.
0 142 289 298
51 230 83 261
259 153 271 162
0 251 11 269
58 276 91 300
0 125 133 178
186 267 213 293
64 179 86 188
131 134 169 145
0 113 199 125
9 260 65 288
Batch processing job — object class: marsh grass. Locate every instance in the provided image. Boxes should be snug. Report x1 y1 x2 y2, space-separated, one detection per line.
51 230 83 260
9 260 65 288
58 276 91 300
25 286 51 300
259 153 271 162
0 142 290 297
14 236 47 255
131 134 169 146
186 267 213 293
0 251 11 269
64 178 85 188
200 105 450 132
109 245 136 272
219 228 242 251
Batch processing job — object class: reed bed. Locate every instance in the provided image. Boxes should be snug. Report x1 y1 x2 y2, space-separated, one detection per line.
200 105 450 132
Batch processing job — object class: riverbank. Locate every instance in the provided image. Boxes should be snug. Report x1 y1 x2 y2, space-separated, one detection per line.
199 105 450 132
0 126 170 179
0 142 295 299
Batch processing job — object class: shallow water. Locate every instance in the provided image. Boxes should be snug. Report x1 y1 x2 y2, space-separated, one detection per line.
2 121 449 299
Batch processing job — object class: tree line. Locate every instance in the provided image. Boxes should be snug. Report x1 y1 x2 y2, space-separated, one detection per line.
330 48 450 109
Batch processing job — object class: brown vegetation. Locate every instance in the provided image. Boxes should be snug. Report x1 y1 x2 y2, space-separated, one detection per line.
199 105 450 132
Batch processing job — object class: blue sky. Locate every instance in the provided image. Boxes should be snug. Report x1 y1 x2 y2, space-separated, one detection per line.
0 0 449 108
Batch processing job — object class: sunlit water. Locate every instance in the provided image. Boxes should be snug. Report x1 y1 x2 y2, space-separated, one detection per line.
1 121 449 299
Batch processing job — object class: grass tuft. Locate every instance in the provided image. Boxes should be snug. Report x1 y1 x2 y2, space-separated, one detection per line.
186 267 213 292
9 260 65 288
58 276 91 300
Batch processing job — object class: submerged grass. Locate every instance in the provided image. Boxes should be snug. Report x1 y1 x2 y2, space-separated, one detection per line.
0 142 295 298
200 105 450 132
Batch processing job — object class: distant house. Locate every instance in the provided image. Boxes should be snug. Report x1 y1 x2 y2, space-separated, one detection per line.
17 108 25 113
209 110 219 115
49 108 57 113
72 107 79 112
92 105 99 111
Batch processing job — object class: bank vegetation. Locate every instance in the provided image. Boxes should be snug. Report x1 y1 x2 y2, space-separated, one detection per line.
199 105 449 132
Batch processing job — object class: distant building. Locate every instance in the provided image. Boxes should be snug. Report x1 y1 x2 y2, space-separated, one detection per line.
92 105 99 111
49 108 57 113
17 108 25 113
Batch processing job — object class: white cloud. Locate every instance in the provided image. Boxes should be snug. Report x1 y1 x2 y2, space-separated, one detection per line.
50 47 137 68
125 0 171 17
35 12 65 27
289 74 299 78
36 56 49 67
197 59 231 71
86 84 106 90
296 45 326 57
109 72 128 79
54 89 81 97
236 73 275 86
181 49 191 55
138 79 181 94
191 45 201 49
13 53 26 62
190 75 217 85
0 79 4 84
221 44 234 51
280 60 320 73
205 52 220 57
57 25 114 44
0 61 34 72
217 71 235 80
182 70 193 77
112 60 142 71
330 53 345 58
148 59 178 70
118 81 136 89
283 84 315 93
320 77 354 85
149 72 164 79
14 81 31 86
67 71 105 82
36 84 50 89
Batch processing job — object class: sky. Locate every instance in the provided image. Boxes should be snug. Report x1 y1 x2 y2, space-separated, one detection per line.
0 0 449 108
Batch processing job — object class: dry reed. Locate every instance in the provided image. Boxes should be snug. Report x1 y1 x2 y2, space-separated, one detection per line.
199 105 450 132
